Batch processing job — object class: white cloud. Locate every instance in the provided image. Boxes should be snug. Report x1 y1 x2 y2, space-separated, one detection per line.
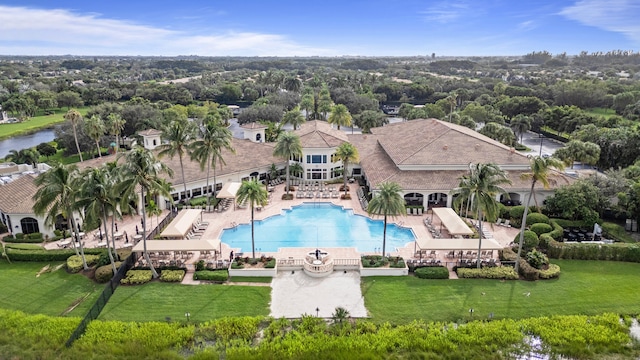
517 20 536 31
0 5 333 56
421 2 472 23
560 0 640 42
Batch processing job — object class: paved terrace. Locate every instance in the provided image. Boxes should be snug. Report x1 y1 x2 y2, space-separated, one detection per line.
45 181 520 265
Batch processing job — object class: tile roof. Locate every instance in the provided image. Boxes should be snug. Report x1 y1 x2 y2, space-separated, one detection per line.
348 119 574 191
369 118 530 167
240 122 268 129
294 120 348 148
0 175 39 214
138 129 162 136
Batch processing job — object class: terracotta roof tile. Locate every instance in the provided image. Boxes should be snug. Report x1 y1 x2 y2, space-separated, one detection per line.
0 175 39 214
294 120 348 148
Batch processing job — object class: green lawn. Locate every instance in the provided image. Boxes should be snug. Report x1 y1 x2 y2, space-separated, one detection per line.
0 107 89 140
0 260 99 317
585 107 617 119
362 260 640 324
228 276 273 283
99 282 271 322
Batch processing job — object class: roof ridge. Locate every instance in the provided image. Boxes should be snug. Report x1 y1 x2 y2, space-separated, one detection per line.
396 126 450 164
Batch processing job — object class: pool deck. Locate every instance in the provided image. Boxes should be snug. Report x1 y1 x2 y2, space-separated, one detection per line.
44 181 520 264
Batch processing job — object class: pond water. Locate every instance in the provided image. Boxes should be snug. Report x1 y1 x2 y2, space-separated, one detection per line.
0 128 56 158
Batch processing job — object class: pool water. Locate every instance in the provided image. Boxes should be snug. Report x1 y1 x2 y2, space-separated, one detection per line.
221 202 415 253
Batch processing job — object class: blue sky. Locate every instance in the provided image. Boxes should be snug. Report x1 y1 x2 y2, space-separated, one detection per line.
0 0 639 56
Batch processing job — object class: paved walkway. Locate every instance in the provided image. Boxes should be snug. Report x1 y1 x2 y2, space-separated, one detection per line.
270 270 368 318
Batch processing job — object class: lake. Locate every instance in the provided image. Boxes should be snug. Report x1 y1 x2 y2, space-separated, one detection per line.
0 128 56 158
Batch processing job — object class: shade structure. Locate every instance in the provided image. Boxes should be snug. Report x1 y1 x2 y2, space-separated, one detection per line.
415 237 503 251
217 182 241 198
431 207 474 236
159 209 202 239
132 239 221 253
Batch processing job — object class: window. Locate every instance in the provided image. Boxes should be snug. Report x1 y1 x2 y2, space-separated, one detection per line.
256 133 262 142
20 217 40 234
306 155 311 163
311 155 323 163
306 168 327 180
192 188 202 197
352 168 361 175
153 139 157 146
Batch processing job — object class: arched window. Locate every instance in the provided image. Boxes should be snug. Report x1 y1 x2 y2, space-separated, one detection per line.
256 133 262 142
20 217 40 234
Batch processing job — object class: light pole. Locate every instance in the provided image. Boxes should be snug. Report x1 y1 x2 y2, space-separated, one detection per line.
316 307 320 317
185 312 190 322
538 134 545 156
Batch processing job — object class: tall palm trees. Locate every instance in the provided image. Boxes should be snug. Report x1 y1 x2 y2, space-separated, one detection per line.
283 106 305 130
85 115 105 158
510 115 531 144
32 163 88 269
64 109 84 162
77 166 119 273
107 113 126 154
158 119 195 204
190 118 235 208
236 180 268 259
451 163 511 268
515 156 564 272
273 132 302 196
328 104 352 130
367 182 406 259
335 142 359 197
118 147 173 278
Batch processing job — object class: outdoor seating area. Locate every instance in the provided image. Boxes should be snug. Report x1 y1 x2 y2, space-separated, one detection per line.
296 181 339 199
216 198 232 212
424 217 442 238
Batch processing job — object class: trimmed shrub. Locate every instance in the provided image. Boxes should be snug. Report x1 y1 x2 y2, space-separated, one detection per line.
120 270 153 285
530 223 553 236
264 258 276 269
414 266 449 279
539 233 554 249
499 247 518 261
66 254 101 273
509 206 526 222
526 249 549 269
513 230 539 252
15 233 24 240
28 232 43 240
526 212 550 225
3 235 44 243
548 221 564 241
195 260 205 271
538 264 561 279
457 266 518 280
547 239 640 263
95 263 121 283
517 259 539 281
194 270 229 282
5 248 105 261
160 270 185 282
361 255 388 268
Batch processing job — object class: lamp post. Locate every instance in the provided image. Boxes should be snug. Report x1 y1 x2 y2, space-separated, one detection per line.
316 307 320 317
185 312 191 322
538 134 545 156
469 308 474 318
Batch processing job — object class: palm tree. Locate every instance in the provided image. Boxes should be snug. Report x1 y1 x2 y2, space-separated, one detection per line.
235 180 268 259
510 115 531 144
84 115 105 158
273 132 303 196
283 106 306 130
290 162 303 179
77 166 119 274
64 109 84 162
450 163 511 268
190 118 235 208
32 163 88 269
300 93 314 120
118 147 173 278
367 182 406 259
354 110 388 134
6 148 40 168
335 142 359 197
328 104 352 130
158 119 195 204
515 156 564 272
107 113 126 154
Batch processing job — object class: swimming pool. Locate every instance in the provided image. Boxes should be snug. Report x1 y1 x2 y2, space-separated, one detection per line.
220 202 415 253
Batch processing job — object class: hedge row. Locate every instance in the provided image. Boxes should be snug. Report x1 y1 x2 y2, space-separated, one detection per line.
66 254 101 273
457 266 518 280
547 239 640 262
95 263 121 283
516 259 561 281
5 248 106 261
194 270 229 282
120 270 153 285
414 266 449 279
160 270 185 282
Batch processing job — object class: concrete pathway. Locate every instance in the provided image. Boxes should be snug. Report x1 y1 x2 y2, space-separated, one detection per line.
270 270 368 318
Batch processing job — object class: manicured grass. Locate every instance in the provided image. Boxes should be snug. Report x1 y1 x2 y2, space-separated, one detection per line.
0 107 89 140
362 260 640 324
228 276 273 283
99 282 271 322
3 243 44 250
0 260 99 317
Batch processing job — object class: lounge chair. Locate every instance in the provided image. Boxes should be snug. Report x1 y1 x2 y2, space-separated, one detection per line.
495 218 503 226
501 219 511 227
